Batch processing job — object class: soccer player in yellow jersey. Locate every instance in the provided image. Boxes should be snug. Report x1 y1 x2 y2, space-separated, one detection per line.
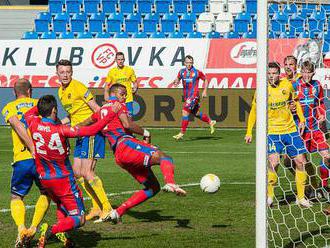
1 79 50 247
104 52 138 116
245 62 312 208
57 59 112 222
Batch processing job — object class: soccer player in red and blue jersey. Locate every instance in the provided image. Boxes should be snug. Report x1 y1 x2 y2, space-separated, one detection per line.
24 95 120 247
81 84 186 223
292 61 330 192
172 55 216 140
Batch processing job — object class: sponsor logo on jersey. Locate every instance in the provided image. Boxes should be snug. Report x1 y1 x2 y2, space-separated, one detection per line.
69 209 78 215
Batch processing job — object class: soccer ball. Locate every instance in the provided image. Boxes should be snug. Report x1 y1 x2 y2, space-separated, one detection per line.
200 174 220 193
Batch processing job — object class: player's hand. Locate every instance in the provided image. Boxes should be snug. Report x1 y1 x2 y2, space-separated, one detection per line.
318 114 325 122
202 91 207 98
111 102 122 113
143 136 151 144
298 122 305 136
173 81 179 87
245 135 252 144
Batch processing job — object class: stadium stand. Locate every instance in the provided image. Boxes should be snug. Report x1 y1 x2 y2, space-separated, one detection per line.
15 0 330 47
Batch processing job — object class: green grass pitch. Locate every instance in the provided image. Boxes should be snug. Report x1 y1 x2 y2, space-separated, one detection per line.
0 127 256 247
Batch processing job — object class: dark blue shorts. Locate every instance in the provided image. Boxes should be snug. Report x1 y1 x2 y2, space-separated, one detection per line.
74 132 105 159
268 132 307 157
11 158 42 196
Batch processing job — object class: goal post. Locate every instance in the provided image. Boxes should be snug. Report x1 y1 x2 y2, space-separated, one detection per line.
255 0 268 247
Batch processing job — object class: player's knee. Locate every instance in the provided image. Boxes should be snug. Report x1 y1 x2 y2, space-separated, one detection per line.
11 194 23 201
143 180 160 197
71 214 85 228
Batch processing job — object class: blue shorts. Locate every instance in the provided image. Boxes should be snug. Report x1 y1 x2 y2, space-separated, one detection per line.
268 132 307 157
11 158 42 197
126 101 133 116
74 132 105 159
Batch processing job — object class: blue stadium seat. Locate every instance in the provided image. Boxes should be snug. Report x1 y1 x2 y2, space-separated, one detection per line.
119 0 136 14
299 8 314 18
95 31 111 38
279 30 295 38
242 30 256 38
40 31 57 39
70 12 87 32
323 41 330 53
161 13 178 32
289 13 305 32
22 31 39 39
58 31 75 38
34 12 51 32
271 13 288 32
302 3 317 11
84 0 100 13
234 12 251 33
137 0 153 14
191 0 207 14
268 31 277 39
53 13 69 32
268 3 279 16
131 31 148 38
149 31 166 38
168 31 184 38
113 31 129 38
246 0 257 14
179 13 196 33
322 5 330 14
298 30 310 38
49 0 64 13
143 13 159 32
206 31 220 38
89 12 105 32
223 31 239 38
186 31 202 38
125 13 141 33
66 0 82 13
309 30 322 39
102 0 117 13
76 31 93 38
310 10 326 21
107 13 124 32
282 4 298 15
173 0 189 14
154 0 171 14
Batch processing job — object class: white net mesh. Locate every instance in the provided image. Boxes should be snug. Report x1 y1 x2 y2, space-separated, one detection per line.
266 1 330 247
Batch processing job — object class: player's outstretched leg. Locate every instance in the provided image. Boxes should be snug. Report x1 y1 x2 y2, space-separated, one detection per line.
173 116 189 140
151 151 186 196
11 197 29 248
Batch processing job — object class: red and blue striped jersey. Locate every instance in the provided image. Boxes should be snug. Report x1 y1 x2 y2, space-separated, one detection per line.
91 97 130 150
177 67 206 100
25 106 114 179
292 78 326 132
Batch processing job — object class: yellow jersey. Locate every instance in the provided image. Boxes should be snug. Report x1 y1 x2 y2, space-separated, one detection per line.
58 79 94 126
105 66 137 102
2 97 37 162
246 79 305 136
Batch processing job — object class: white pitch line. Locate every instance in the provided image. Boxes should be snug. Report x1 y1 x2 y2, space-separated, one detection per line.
0 181 254 213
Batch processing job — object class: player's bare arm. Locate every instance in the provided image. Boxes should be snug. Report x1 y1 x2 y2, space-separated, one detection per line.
202 79 209 98
60 116 70 125
173 77 180 87
87 99 101 112
132 81 138 94
8 115 35 155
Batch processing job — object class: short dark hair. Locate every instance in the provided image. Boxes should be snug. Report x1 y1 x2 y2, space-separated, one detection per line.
184 55 194 62
56 59 72 69
268 62 281 73
116 52 125 58
14 78 31 96
37 95 57 117
110 83 126 93
301 60 315 73
284 55 297 64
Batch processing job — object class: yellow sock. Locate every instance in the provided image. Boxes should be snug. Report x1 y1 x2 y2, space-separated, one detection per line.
78 177 102 210
11 199 25 229
89 176 112 211
31 195 50 228
296 170 307 200
305 162 318 189
267 170 277 200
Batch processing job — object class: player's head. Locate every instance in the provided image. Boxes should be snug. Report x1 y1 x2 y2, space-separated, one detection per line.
37 95 58 119
56 59 73 86
268 62 281 85
110 83 127 103
283 55 297 78
184 55 194 70
14 78 32 98
301 60 315 84
115 52 125 68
